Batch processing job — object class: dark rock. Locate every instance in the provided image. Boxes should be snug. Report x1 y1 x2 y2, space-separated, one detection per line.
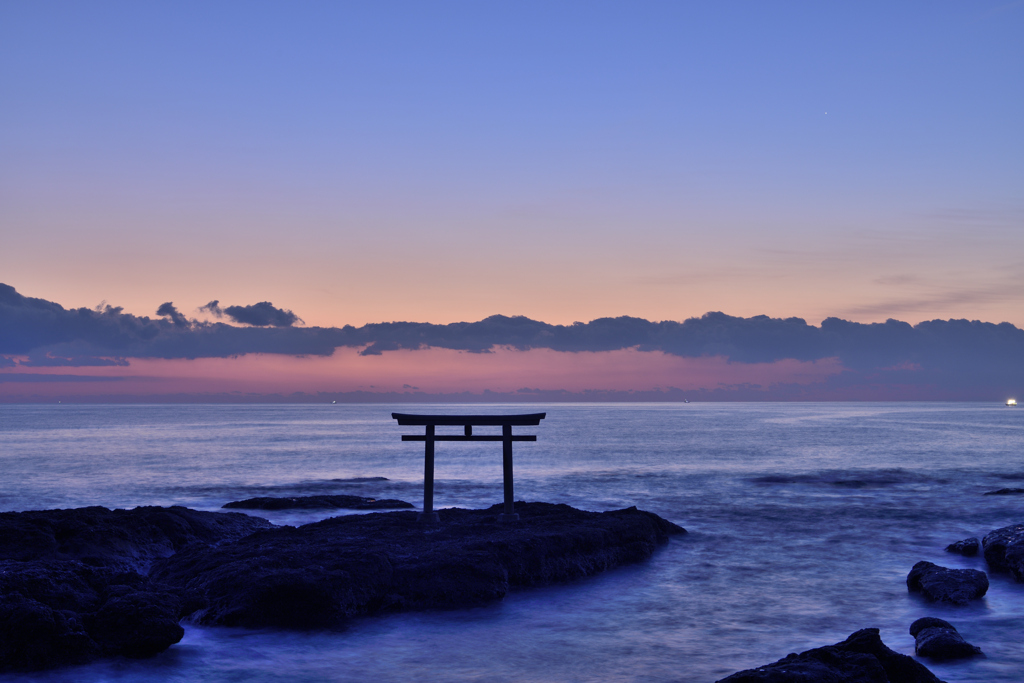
152 502 685 629
944 537 979 556
0 560 182 671
0 593 98 671
223 494 413 511
0 506 269 671
86 590 184 658
716 628 944 682
907 561 988 605
0 506 274 571
1 502 681 668
983 488 1024 495
909 617 982 660
982 523 1024 581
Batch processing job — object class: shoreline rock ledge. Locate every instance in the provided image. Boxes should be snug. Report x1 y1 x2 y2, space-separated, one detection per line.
0 502 682 671
0 506 272 671
716 628 945 683
153 502 684 628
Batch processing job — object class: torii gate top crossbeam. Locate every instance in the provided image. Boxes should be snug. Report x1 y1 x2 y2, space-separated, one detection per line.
392 413 546 426
392 413 546 523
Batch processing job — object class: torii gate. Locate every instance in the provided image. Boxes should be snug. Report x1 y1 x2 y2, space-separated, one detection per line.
392 413 546 523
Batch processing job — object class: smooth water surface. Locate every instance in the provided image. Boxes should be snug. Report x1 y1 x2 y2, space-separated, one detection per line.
1 403 1022 682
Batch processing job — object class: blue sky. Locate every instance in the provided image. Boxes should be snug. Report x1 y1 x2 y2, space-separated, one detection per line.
2 0 1022 329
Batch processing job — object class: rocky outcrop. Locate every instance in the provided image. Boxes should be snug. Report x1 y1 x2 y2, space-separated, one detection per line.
716 628 944 683
0 507 271 671
982 523 1024 581
944 537 979 556
152 502 685 629
223 494 413 511
1 502 683 670
909 617 982 660
0 560 182 670
907 561 988 605
0 506 273 572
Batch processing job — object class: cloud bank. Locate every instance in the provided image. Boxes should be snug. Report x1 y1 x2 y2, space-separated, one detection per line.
1 283 1021 399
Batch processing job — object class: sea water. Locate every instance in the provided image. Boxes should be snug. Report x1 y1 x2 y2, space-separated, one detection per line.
0 402 1022 682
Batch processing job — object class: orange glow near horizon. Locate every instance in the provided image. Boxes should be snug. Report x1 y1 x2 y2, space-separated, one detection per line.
0 347 846 399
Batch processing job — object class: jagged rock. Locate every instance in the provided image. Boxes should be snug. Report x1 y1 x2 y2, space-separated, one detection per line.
223 494 413 511
0 506 270 671
152 502 685 629
716 628 944 682
909 617 982 660
907 561 988 605
983 488 1024 495
0 506 273 571
0 560 182 671
0 593 97 671
86 589 184 658
944 537 979 556
982 523 1024 581
0 502 683 669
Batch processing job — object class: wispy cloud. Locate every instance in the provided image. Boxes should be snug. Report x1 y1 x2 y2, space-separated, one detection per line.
842 263 1024 320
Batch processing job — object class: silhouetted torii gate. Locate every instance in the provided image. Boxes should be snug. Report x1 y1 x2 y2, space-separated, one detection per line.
392 413 546 523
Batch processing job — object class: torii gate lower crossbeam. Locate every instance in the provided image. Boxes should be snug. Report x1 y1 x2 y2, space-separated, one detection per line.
392 413 546 523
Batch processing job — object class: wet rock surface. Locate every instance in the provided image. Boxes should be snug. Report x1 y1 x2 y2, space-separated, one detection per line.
1 502 682 669
982 523 1024 581
944 537 979 556
716 628 944 683
223 494 413 511
910 617 983 660
0 558 185 670
0 507 272 671
0 506 274 572
907 561 989 605
152 502 685 628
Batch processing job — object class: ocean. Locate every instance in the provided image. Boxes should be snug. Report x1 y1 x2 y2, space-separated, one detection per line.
0 402 1021 682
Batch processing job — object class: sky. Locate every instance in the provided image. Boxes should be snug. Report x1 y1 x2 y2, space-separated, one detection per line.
1 1 1022 401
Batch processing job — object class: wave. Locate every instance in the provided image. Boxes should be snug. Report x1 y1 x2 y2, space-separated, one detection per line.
748 468 941 488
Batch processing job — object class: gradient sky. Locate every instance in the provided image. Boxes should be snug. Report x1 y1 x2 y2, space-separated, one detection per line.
3 0 1022 329
2 2 1023 402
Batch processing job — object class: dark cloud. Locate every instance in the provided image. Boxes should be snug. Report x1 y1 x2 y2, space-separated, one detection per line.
156 302 189 327
199 300 223 318
223 302 302 327
0 283 342 362
1 283 1021 397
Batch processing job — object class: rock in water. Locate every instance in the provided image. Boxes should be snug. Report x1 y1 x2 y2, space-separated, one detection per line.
907 561 988 605
909 617 982 660
0 560 182 670
223 494 413 510
982 523 1024 581
0 506 272 671
0 506 273 572
944 537 979 556
716 628 945 683
152 502 685 629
